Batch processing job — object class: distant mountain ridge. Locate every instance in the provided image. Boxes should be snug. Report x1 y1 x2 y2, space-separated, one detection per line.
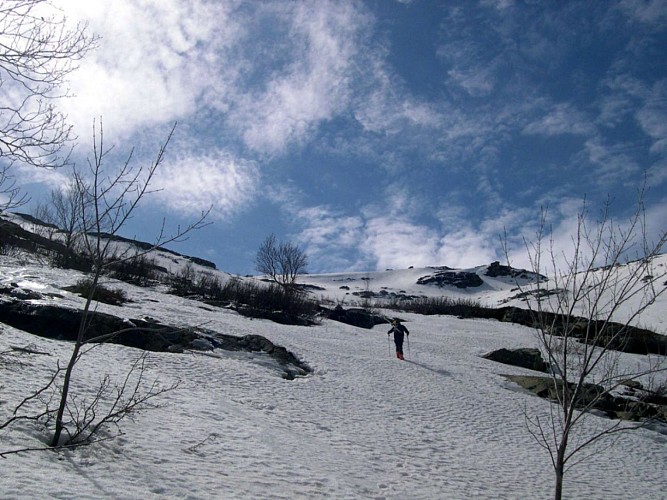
3 212 217 270
2 210 665 335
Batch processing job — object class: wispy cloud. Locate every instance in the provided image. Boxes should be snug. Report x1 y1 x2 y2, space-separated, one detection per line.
636 81 667 154
232 1 369 155
618 0 667 24
284 186 514 272
153 149 259 220
54 0 241 141
353 59 442 135
15 0 664 274
584 137 641 185
523 104 594 137
296 206 365 271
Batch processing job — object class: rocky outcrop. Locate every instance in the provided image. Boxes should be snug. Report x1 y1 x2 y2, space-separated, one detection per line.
210 333 311 379
506 375 667 424
235 305 315 326
322 305 388 329
485 261 546 281
417 270 484 289
0 298 311 379
482 348 547 372
497 307 667 356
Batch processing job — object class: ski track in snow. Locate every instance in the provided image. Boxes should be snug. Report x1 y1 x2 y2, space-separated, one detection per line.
1 258 667 499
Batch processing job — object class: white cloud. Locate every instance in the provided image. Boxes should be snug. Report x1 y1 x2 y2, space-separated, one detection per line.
434 228 499 268
647 160 667 186
584 137 641 185
233 1 368 155
290 190 512 272
295 206 365 271
636 81 667 154
358 213 503 271
523 104 594 137
361 216 440 270
599 75 667 154
14 164 71 191
644 198 667 251
152 149 260 220
619 0 667 24
597 74 646 126
52 0 241 141
506 194 667 274
353 57 442 135
480 0 515 9
446 68 495 97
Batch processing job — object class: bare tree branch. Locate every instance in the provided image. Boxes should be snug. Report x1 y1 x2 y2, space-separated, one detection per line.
49 120 208 447
0 0 96 174
504 188 667 500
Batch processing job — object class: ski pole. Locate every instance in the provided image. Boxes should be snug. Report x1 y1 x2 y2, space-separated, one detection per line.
407 335 411 357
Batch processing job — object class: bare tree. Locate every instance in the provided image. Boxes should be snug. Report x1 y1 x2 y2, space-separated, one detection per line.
0 0 95 168
255 233 308 289
0 164 27 210
31 178 90 258
505 195 667 500
45 120 209 447
49 179 89 250
0 0 96 209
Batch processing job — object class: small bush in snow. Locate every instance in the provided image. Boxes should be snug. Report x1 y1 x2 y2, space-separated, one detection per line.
389 296 485 317
66 278 128 306
107 253 160 286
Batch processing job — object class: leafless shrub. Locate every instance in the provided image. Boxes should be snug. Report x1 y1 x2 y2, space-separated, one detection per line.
65 278 128 306
255 234 308 289
56 352 178 446
504 191 667 500
0 121 210 452
107 252 160 286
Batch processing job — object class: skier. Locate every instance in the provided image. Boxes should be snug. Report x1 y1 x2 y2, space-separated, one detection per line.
387 319 409 360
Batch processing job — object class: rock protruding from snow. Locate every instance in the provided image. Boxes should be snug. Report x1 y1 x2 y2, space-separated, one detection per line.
417 270 483 289
483 348 547 372
0 299 312 379
323 305 388 329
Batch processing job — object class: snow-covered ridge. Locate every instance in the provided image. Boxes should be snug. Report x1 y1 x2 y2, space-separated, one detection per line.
4 210 666 334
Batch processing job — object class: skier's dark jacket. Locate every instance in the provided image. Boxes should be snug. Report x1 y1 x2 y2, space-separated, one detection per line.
388 323 409 346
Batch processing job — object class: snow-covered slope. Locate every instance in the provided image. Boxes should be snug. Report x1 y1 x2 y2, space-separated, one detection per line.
300 255 667 335
5 210 666 333
1 213 666 498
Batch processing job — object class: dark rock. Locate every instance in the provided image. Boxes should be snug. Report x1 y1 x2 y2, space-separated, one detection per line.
483 348 548 372
323 305 388 329
235 305 314 326
621 380 643 390
485 261 516 278
0 285 43 300
296 283 326 292
485 261 546 281
0 299 312 378
496 306 667 356
506 375 666 424
417 271 483 289
208 332 311 379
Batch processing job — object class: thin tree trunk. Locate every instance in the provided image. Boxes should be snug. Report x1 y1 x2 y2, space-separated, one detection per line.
554 433 568 500
50 270 100 446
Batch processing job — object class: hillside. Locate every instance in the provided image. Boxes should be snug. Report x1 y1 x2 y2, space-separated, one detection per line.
1 212 666 499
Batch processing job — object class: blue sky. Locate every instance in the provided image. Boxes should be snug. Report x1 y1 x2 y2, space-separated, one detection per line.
11 0 667 275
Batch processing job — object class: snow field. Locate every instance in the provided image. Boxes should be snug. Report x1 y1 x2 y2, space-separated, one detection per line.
1 254 667 499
